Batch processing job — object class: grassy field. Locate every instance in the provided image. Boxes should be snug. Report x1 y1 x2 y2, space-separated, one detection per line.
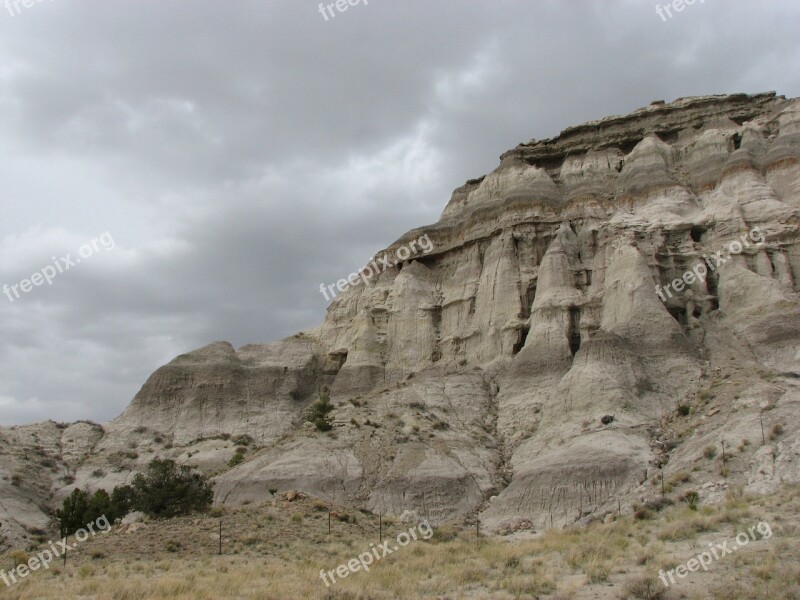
1 486 798 599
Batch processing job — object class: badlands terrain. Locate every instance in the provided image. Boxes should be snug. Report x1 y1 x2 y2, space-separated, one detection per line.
1 91 799 598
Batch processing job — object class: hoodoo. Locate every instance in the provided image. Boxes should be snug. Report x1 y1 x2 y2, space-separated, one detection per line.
2 92 799 548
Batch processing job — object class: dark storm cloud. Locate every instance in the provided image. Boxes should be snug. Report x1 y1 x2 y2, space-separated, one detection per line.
1 0 798 424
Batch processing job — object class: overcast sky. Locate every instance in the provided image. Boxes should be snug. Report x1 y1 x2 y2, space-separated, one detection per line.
1 0 798 425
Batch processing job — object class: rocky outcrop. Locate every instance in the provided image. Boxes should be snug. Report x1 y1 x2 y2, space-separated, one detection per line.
102 338 322 447
3 92 800 547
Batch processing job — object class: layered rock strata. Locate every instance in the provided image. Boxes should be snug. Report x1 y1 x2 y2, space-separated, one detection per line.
3 92 800 547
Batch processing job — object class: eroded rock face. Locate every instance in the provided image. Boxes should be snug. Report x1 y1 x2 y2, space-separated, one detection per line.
3 92 800 546
102 338 322 447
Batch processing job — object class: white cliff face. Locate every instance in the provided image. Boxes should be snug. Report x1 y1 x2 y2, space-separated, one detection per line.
3 93 800 547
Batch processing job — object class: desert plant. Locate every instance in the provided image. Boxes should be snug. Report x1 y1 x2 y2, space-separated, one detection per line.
57 488 126 536
56 489 91 536
681 490 700 510
8 550 29 567
109 484 136 520
669 471 691 485
770 424 785 440
621 573 667 599
130 458 214 518
305 391 334 431
228 447 246 467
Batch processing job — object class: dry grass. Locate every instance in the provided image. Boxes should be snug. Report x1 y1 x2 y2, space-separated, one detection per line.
1 486 797 599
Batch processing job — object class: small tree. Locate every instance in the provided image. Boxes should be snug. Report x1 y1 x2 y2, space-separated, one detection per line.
131 459 214 518
56 489 90 536
305 391 334 431
57 488 125 535
110 484 136 521
86 489 112 522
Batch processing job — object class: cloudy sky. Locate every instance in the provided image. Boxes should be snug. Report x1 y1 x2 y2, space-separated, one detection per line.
1 0 798 425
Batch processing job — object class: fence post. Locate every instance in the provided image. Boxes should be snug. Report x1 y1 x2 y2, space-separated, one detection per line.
60 520 67 568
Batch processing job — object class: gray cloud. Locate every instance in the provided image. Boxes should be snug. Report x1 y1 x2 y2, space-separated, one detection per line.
1 0 799 424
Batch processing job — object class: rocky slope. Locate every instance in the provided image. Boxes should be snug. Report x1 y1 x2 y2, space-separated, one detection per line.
2 92 799 549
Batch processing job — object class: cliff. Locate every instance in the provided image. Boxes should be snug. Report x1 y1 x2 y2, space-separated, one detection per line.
2 92 799 547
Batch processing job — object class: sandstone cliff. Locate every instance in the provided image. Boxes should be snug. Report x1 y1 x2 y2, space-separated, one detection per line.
2 92 799 548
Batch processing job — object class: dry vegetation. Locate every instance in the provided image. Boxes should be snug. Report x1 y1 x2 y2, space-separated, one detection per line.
1 486 798 599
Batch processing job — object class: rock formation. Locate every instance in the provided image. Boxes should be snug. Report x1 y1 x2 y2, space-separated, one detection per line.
2 92 799 548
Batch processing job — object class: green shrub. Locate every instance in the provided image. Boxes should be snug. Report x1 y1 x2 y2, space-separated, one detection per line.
57 486 138 536
228 447 246 467
305 391 334 432
110 484 136 520
57 489 90 536
130 458 214 518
